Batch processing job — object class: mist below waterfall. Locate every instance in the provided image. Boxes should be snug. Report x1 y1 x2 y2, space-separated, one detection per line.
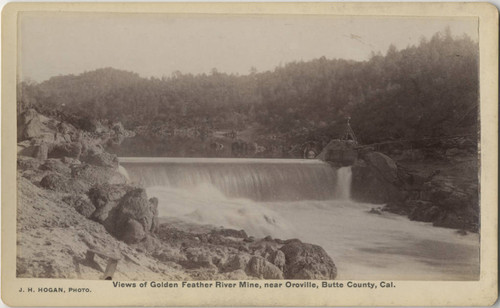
120 157 479 280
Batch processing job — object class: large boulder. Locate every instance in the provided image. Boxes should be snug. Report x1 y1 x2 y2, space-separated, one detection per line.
351 159 404 203
39 173 87 194
120 218 147 244
113 188 159 243
279 240 337 280
48 142 82 159
363 151 398 183
316 140 357 166
407 200 441 222
17 109 46 141
88 183 132 225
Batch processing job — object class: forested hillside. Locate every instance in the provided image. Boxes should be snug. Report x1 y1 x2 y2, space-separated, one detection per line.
18 29 478 155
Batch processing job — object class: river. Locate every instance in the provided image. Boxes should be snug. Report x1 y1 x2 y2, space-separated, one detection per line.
119 157 479 280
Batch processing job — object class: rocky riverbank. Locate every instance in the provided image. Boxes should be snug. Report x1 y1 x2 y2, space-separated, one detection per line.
16 109 337 280
349 142 479 233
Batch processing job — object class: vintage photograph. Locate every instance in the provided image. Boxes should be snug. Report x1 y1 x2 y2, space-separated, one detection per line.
15 11 481 282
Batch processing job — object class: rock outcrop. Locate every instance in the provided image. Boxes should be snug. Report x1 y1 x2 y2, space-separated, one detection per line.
349 147 478 232
153 223 337 280
351 151 405 203
279 240 337 279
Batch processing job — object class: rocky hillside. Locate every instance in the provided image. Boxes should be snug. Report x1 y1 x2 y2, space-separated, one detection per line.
16 109 337 280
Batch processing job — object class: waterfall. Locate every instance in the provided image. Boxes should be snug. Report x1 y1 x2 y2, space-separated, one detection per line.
119 157 338 201
117 165 130 181
334 166 352 200
117 157 479 280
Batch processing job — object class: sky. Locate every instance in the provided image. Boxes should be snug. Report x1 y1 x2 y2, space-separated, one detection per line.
19 12 478 82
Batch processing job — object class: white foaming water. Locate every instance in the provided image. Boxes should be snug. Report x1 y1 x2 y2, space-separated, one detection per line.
147 184 293 238
117 165 130 181
121 157 479 280
334 166 352 200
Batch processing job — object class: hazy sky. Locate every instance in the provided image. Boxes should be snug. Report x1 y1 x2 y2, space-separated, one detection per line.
19 12 478 82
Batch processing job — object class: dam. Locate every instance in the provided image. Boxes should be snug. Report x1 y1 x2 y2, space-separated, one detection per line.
119 157 479 280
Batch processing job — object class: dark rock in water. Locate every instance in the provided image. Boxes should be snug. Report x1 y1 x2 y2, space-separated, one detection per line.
62 194 96 218
48 142 82 159
39 173 87 194
410 205 442 223
18 109 46 141
407 200 440 222
40 159 71 176
433 212 467 230
352 151 407 203
121 218 147 244
245 256 283 279
280 240 337 280
363 152 398 183
351 155 404 204
382 202 409 215
368 208 382 215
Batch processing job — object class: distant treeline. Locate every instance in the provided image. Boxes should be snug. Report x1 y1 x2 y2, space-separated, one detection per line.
18 29 478 145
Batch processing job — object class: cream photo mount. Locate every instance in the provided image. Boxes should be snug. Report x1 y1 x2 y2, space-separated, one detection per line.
2 2 498 307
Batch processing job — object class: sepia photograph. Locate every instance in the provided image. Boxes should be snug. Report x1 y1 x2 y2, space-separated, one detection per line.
3 2 498 306
15 11 481 282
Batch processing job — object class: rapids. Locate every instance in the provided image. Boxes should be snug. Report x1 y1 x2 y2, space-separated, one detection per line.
120 157 479 280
